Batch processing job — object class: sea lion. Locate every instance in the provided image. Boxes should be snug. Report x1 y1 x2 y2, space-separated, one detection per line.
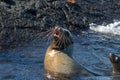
91 53 120 76
44 26 92 79
109 53 120 75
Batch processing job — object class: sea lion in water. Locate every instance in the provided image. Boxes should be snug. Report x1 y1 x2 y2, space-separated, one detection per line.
109 53 120 75
91 53 120 76
44 26 92 79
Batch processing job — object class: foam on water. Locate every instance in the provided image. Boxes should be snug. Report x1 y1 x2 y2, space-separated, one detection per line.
90 20 120 35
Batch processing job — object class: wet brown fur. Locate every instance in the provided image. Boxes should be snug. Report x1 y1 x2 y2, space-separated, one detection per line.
44 26 91 79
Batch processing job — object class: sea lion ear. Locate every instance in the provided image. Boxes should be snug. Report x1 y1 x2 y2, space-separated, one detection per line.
63 29 72 37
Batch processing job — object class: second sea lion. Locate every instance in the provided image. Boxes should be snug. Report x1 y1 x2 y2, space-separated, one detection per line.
109 53 120 75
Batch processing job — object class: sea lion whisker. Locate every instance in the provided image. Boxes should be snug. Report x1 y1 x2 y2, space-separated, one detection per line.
56 39 60 48
59 40 62 49
60 38 63 49
63 31 69 44
42 30 53 40
63 33 68 46
39 29 52 37
47 35 52 44
63 37 66 48
56 37 61 47
61 34 66 48
63 37 66 47
58 39 62 49
47 30 53 42
41 35 49 41
31 32 46 42
58 31 63 48
66 34 71 44
31 28 53 42
63 34 67 47
57 33 62 49
35 29 52 39
44 28 53 42
46 29 53 37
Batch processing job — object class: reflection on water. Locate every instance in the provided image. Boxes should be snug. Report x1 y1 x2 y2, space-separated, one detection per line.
112 76 120 80
1 25 120 79
0 40 45 80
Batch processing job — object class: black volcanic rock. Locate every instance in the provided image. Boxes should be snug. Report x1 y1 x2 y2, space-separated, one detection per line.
0 0 120 50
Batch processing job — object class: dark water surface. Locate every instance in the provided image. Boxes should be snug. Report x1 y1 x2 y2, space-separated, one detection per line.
0 30 120 80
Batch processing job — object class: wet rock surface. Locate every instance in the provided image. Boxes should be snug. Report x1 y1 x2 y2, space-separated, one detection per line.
0 0 120 50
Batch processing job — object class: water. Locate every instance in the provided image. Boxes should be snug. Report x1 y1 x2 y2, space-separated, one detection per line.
0 20 120 80
90 20 120 35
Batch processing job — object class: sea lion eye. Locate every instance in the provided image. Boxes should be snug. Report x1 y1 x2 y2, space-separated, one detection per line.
115 56 118 62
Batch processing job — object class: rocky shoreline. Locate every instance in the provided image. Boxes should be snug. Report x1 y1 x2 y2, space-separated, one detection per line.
0 0 120 51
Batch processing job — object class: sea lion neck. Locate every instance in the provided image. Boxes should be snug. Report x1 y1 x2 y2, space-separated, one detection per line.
50 37 73 51
112 63 120 74
112 60 120 74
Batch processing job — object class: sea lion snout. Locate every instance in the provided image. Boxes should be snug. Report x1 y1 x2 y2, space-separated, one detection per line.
53 26 72 38
53 26 61 38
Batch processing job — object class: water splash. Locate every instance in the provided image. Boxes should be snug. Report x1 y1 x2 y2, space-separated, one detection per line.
90 20 120 35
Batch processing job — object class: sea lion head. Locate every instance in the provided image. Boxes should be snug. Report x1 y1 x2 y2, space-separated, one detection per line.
109 53 120 74
50 26 73 51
